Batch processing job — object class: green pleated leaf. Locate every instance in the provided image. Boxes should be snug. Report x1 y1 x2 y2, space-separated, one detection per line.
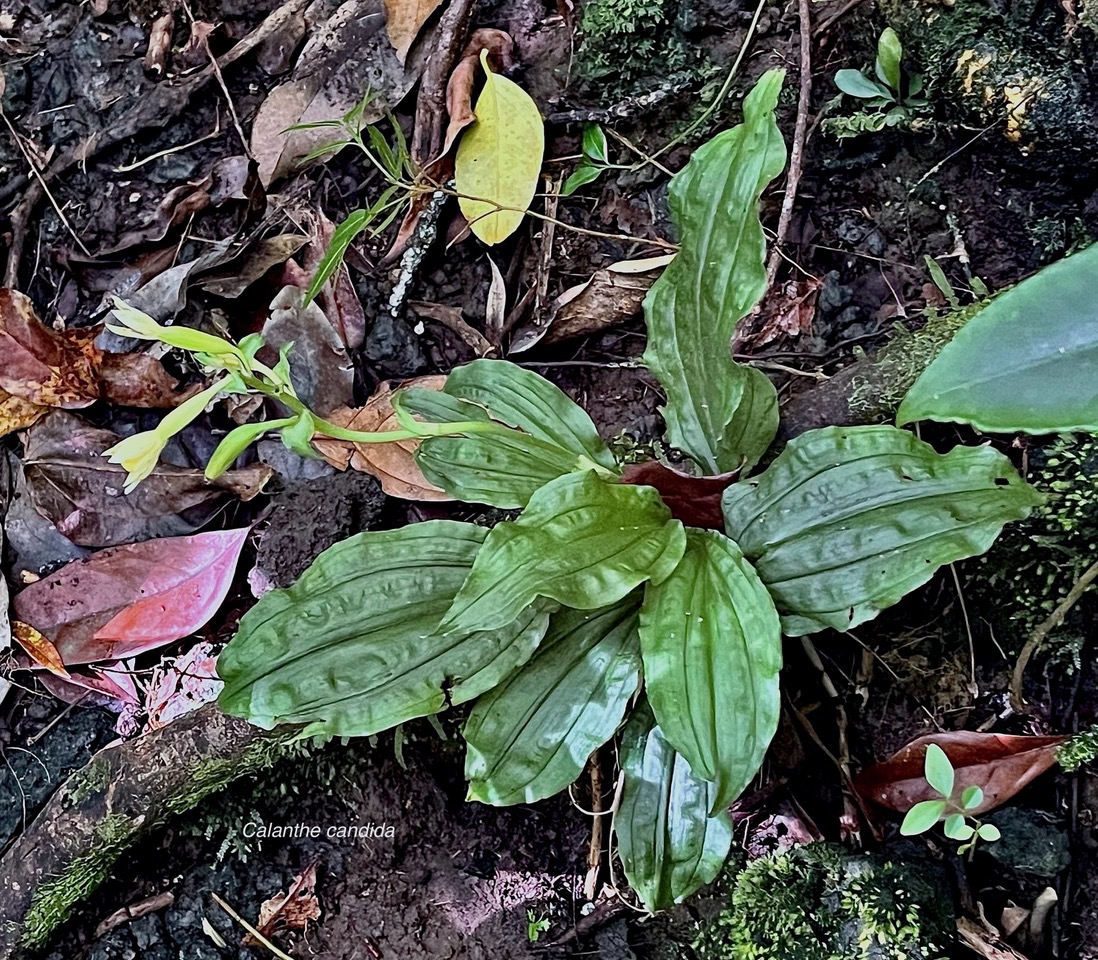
642 69 786 474
441 471 686 634
722 425 1043 636
615 705 733 912
640 529 781 813
217 521 551 737
444 360 617 470
464 599 641 805
395 361 619 507
897 243 1098 433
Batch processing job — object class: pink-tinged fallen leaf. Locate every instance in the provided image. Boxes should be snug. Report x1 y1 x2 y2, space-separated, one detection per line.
11 621 69 677
619 460 737 530
144 641 223 731
854 731 1066 816
314 376 451 501
247 861 321 945
13 529 249 666
39 663 141 709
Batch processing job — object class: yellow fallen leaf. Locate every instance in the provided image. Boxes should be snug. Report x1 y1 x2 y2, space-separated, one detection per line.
0 388 46 437
383 0 443 64
12 621 69 678
455 49 544 246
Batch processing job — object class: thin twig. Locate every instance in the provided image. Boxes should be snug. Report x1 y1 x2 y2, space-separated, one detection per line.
950 564 977 693
1010 556 1098 712
763 0 812 298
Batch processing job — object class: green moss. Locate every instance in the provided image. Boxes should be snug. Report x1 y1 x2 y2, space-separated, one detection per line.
22 815 136 948
975 434 1098 666
1059 724 1098 772
63 759 111 808
848 303 977 420
693 844 951 960
576 0 698 98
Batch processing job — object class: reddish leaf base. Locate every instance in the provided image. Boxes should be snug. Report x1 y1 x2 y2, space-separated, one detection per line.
618 460 738 530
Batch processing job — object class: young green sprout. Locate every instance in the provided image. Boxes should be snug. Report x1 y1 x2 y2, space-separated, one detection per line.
900 744 1001 856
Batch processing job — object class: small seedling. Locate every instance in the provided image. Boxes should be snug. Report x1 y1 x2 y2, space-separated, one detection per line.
526 909 550 942
829 28 928 137
561 125 625 196
900 744 1001 856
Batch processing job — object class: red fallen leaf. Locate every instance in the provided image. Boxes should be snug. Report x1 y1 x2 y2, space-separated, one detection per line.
0 289 101 408
441 29 515 157
97 352 203 409
619 460 737 530
246 861 321 945
12 529 249 666
854 731 1066 817
40 664 141 709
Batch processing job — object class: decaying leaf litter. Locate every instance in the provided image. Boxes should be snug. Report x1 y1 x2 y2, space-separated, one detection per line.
4 0 1098 958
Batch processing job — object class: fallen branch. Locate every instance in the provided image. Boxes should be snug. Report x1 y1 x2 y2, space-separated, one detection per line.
0 705 294 957
1010 556 1098 713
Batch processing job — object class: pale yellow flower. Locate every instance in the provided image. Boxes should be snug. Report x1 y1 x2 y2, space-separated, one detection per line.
102 378 231 493
103 431 168 493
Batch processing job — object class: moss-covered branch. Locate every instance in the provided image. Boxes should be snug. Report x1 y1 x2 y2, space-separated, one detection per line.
0 706 296 957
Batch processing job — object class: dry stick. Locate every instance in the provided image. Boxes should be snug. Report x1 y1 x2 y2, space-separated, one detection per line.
1 0 310 287
747 0 812 346
1010 556 1098 713
411 0 476 166
210 893 294 960
583 751 605 902
814 0 864 39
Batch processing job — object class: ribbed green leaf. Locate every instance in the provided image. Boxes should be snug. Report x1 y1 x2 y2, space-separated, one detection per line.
217 521 551 737
615 705 732 912
722 425 1042 636
441 471 686 634
642 70 786 474
396 360 619 507
897 243 1098 433
640 530 781 813
444 360 617 470
464 599 641 805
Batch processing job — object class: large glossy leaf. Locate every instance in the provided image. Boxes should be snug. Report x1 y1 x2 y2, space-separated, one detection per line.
443 360 616 470
397 359 618 507
614 705 732 912
897 243 1098 433
464 599 641 805
640 529 781 812
642 70 786 474
217 521 551 737
441 471 686 634
722 425 1043 636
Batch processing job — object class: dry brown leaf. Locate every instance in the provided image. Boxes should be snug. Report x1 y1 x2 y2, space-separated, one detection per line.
246 862 321 945
97 353 203 409
442 29 515 157
12 621 69 678
314 376 451 501
0 289 101 408
143 12 175 77
250 0 425 187
742 277 821 348
0 388 47 437
509 257 669 353
383 0 444 64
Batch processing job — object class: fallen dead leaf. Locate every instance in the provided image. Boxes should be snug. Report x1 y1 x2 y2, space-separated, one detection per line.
0 388 47 437
97 352 203 409
39 663 141 716
0 289 101 408
144 641 223 731
314 376 451 501
442 29 515 157
619 460 736 530
509 256 671 353
854 731 1066 816
95 893 176 939
11 621 69 677
12 528 249 666
247 862 321 946
198 234 309 299
383 0 444 63
250 0 426 187
740 277 821 349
